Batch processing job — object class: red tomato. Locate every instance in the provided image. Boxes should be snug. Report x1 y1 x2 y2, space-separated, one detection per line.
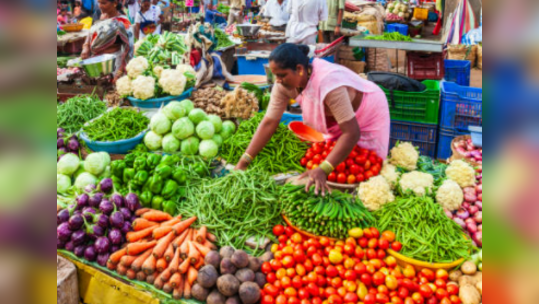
349 165 360 175
337 173 347 184
344 293 359 304
322 151 329 159
398 287 410 299
298 288 310 300
265 284 280 297
285 227 295 237
371 164 381 175
328 295 343 304
420 269 436 282
304 260 314 272
306 161 314 170
412 292 425 304
354 247 365 260
312 298 322 304
368 239 378 249
426 297 439 304
373 272 386 286
347 175 357 184
313 144 323 155
370 228 380 239
336 163 346 173
348 150 358 159
353 262 366 275
392 242 403 252
355 155 367 165
344 270 357 281
262 295 275 304
284 287 298 297
360 273 372 286
364 170 374 180
325 142 333 150
273 225 285 237
378 238 390 250
364 160 372 171
449 295 461 304
306 283 320 297
392 297 404 304
419 285 434 298
288 297 300 304
366 249 377 260
262 262 273 274
292 276 304 289
276 295 287 304
283 256 295 268
434 279 447 290
300 158 308 167
377 249 387 259
359 237 369 248
382 231 396 243
294 250 307 264
363 294 376 304
356 174 365 183
435 288 449 300
346 159 355 168
312 253 323 266
369 155 378 165
311 154 321 165
446 284 459 296
378 285 389 294
305 152 314 160
435 270 449 281
376 293 390 303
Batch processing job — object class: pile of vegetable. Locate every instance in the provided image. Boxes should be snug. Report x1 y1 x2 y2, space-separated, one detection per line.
191 85 228 117
110 152 211 215
192 247 268 304
449 253 482 304
57 152 112 194
57 95 107 133
82 108 150 142
375 195 474 263
214 28 235 50
221 87 260 120
143 100 236 158
282 184 374 239
57 128 81 161
241 83 271 111
107 210 217 299
222 113 308 175
135 32 188 66
177 170 283 255
217 3 230 14
299 142 384 185
453 137 482 164
386 1 411 21
365 32 413 42
57 179 142 267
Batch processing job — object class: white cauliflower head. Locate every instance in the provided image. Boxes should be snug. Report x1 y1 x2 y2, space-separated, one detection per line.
399 171 434 197
446 160 476 188
176 64 196 76
131 75 155 100
126 56 149 78
153 66 164 78
358 176 395 211
134 39 145 55
389 142 419 171
159 69 187 96
436 180 464 211
115 75 133 97
381 161 401 189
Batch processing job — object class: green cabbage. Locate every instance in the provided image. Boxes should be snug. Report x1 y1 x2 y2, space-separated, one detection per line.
212 134 223 148
221 120 237 140
99 152 111 167
84 153 108 176
196 121 215 140
74 161 85 178
163 101 187 121
144 131 163 151
188 109 208 125
57 153 80 176
199 140 219 158
207 115 223 133
180 99 195 115
150 113 172 135
99 166 111 179
181 137 200 155
172 117 195 140
74 173 97 190
163 133 181 153
57 174 72 194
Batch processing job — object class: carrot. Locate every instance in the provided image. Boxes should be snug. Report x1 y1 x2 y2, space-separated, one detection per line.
131 249 153 272
127 241 157 256
187 241 201 265
120 255 138 268
179 237 190 260
126 269 137 280
172 217 198 235
116 264 128 276
146 273 157 285
169 249 182 274
163 283 173 294
132 219 159 231
126 226 158 243
173 284 184 300
153 226 174 240
187 266 198 285
170 272 182 288
154 278 164 290
106 261 116 271
142 210 173 222
157 258 168 273
164 244 175 262
160 217 183 227
178 258 190 274
153 232 176 259
136 271 147 282
135 208 152 217
109 248 127 264
193 241 211 257
194 257 204 270
160 268 173 283
173 229 190 249
183 278 192 299
195 226 207 244
207 232 217 243
203 240 218 251
142 254 157 275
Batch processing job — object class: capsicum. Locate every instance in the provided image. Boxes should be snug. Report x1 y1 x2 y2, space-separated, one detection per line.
123 168 136 184
124 153 138 167
140 191 153 208
134 170 149 187
155 164 173 179
134 156 148 171
161 180 179 199
148 175 164 194
193 163 208 178
151 196 164 211
163 200 177 216
147 154 162 169
161 154 180 166
111 160 126 179
172 168 188 186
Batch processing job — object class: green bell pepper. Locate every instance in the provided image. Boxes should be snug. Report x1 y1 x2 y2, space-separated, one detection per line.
161 180 179 199
151 196 164 211
177 186 187 198
147 154 162 169
124 153 138 167
111 160 127 179
134 156 148 171
193 163 208 178
111 176 122 190
149 175 164 194
172 168 188 186
123 168 136 184
161 154 180 166
134 170 149 187
140 191 153 208
155 164 173 179
163 200 177 216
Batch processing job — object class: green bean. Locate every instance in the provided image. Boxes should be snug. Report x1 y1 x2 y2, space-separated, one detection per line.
365 32 413 42
57 94 107 133
82 108 149 142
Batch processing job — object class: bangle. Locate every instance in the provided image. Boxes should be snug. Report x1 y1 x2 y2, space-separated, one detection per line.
319 161 334 176
242 153 254 164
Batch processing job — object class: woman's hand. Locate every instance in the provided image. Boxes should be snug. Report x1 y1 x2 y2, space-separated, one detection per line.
234 160 249 171
299 168 332 196
81 46 91 59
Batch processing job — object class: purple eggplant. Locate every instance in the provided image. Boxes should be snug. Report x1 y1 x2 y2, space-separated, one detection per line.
130 216 138 223
109 211 125 229
89 193 104 208
99 178 113 194
57 209 71 225
57 223 73 242
125 193 140 212
111 245 121 253
110 194 125 209
57 237 66 249
57 138 65 149
84 184 97 194
68 215 84 231
74 246 86 258
109 228 123 245
71 230 87 246
97 254 110 267
99 199 114 215
87 225 105 241
68 137 80 152
57 147 68 157
84 246 97 262
96 214 110 229
121 221 131 235
82 207 97 223
57 128 66 138
95 237 111 254
120 208 132 220
76 194 90 209
65 241 75 252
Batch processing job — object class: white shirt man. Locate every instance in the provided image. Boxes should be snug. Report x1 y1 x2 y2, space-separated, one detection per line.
263 0 290 29
286 0 328 45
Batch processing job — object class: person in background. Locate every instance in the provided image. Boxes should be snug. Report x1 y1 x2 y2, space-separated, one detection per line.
286 0 328 45
123 0 140 24
228 0 246 25
204 3 227 25
135 0 163 40
319 0 344 42
74 1 83 18
263 0 290 32
57 8 70 24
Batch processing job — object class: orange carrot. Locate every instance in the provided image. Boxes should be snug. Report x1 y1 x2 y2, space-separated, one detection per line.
195 226 207 244
127 241 157 256
187 241 201 265
135 208 152 217
120 255 138 268
142 210 173 222
183 278 192 299
203 240 218 251
160 267 173 282
157 258 168 273
126 269 137 280
106 261 116 271
132 218 159 231
178 258 190 274
154 278 164 290
173 276 184 300
170 272 182 288
109 248 128 264
169 249 181 274
187 266 198 285
153 232 176 259
172 217 198 235
116 264 128 276
193 241 211 257
207 232 217 243
160 217 183 227
136 271 147 282
172 229 190 249
153 226 174 240
179 236 190 260
142 254 157 275
146 273 157 285
126 226 158 243
131 249 153 272
194 257 204 270
164 244 175 262
163 283 173 294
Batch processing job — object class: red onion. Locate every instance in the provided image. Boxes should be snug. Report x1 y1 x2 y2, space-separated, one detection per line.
467 222 478 234
472 232 482 247
444 209 454 219
478 224 482 232
476 184 482 194
465 217 476 225
474 211 482 224
469 205 479 215
454 218 466 229
475 201 482 210
462 202 471 209
456 209 470 219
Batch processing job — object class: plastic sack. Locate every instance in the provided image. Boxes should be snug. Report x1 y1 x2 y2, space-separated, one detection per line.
367 72 427 92
462 26 482 45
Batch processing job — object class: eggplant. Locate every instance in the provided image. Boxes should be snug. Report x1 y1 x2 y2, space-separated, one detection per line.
68 137 80 152
57 148 68 158
110 194 125 209
99 178 113 194
57 138 65 149
111 245 121 253
74 246 86 258
57 209 70 225
97 254 110 267
57 237 66 249
84 184 97 194
82 207 97 223
120 208 132 220
109 228 123 245
68 215 84 231
109 211 125 229
125 193 140 212
57 128 66 138
84 246 97 262
77 194 90 209
96 214 110 229
121 221 131 235
99 199 114 215
130 216 137 223
65 241 75 252
89 193 104 208
73 210 82 217
95 237 111 254
57 223 73 242
71 230 87 246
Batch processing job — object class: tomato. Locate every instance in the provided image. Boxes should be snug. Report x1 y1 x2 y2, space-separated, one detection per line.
312 144 323 155
347 175 357 184
273 225 285 237
346 159 355 168
285 227 295 237
348 150 359 159
312 253 323 266
402 279 415 291
377 249 387 260
419 285 434 298
363 294 376 304
365 248 376 260
344 269 357 281
378 285 389 294
420 269 436 282
398 287 410 299
306 283 319 297
288 297 300 304
381 231 396 243
391 297 404 304
378 238 390 250
403 266 416 279
322 151 329 159
328 294 343 304
294 251 307 264
262 262 273 274
363 228 374 239
355 173 365 183
349 165 360 175
364 170 374 180
364 160 372 171
336 173 347 184
265 284 280 297
371 164 381 175
344 292 359 304
426 297 439 304
284 287 298 297
300 158 308 167
404 298 415 304
376 293 390 303
386 275 399 291
305 152 314 160
354 246 365 259
312 298 322 304
262 295 275 304
298 288 310 300
276 269 287 280
434 279 446 290
435 270 449 281
359 237 368 248
369 155 378 166
372 272 386 286
448 295 461 304
446 284 459 296
306 161 314 170
412 292 425 304
304 259 314 272
392 242 403 252
336 163 346 173
328 172 337 182
435 288 449 300
367 239 378 249
312 164 319 170
355 155 367 165
275 295 287 304
306 272 318 283
312 154 322 165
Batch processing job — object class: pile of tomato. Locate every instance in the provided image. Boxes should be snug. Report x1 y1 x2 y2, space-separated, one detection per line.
299 142 384 185
260 226 461 304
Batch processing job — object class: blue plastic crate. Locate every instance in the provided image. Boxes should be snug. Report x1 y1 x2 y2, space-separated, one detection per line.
437 128 470 160
237 56 269 75
280 111 303 126
390 120 438 158
444 60 471 86
440 81 482 131
387 24 409 36
127 88 194 109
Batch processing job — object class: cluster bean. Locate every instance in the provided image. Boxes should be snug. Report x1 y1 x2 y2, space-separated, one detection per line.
83 108 150 142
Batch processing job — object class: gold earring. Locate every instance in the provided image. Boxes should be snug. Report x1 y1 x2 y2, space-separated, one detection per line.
300 72 304 76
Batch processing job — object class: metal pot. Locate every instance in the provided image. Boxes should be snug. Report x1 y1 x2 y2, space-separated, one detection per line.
80 54 117 78
237 24 262 37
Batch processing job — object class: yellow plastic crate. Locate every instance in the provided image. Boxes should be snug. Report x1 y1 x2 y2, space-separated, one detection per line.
413 8 429 21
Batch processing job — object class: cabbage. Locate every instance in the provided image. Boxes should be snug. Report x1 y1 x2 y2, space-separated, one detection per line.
196 121 215 140
199 140 219 158
162 133 181 153
57 174 72 194
84 153 108 176
181 137 200 155
220 120 237 140
74 161 85 178
207 115 223 133
75 173 97 190
100 152 111 167
144 131 163 151
172 117 195 140
180 99 195 115
212 134 223 148
163 101 187 121
188 108 208 125
150 113 172 135
57 153 80 176
100 166 111 179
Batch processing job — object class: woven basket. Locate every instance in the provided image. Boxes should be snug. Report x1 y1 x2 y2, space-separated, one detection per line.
62 23 84 32
450 135 481 166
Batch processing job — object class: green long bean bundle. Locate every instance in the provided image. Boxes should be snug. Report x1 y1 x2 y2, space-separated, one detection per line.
221 112 308 175
177 170 283 256
57 95 107 133
83 108 149 142
374 196 473 263
365 32 413 42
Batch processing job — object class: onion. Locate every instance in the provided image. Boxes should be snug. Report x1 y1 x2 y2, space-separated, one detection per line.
474 211 482 224
467 222 478 234
454 218 466 229
475 201 482 210
456 209 470 219
462 202 471 209
477 193 482 202
476 184 482 194
444 209 454 219
465 217 476 225
468 205 479 215
472 232 482 247
478 224 482 232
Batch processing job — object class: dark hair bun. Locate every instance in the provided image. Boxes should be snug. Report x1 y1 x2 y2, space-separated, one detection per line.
296 45 311 57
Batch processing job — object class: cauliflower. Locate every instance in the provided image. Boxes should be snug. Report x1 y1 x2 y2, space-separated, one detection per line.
389 142 419 171
153 66 164 78
159 69 187 96
176 64 196 76
436 180 464 211
446 160 476 188
115 75 133 96
399 171 434 197
134 39 145 54
381 161 401 189
358 176 395 211
126 57 149 78
131 75 155 100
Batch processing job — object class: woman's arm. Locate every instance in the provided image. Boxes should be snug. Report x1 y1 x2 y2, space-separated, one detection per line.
134 23 141 40
81 34 92 59
235 116 281 170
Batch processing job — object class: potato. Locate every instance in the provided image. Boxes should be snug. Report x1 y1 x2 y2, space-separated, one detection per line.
207 290 227 304
248 257 263 272
459 275 478 287
192 284 211 301
217 274 241 297
461 261 478 275
476 281 482 295
220 246 235 259
205 251 222 269
236 268 255 283
260 252 274 263
449 270 463 282
226 296 242 304
231 250 250 269
255 272 267 288
472 272 482 284
239 282 262 304
460 285 481 304
198 265 219 289
221 258 237 275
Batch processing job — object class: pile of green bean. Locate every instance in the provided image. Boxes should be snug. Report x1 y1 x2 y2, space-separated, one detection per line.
221 112 308 175
57 95 107 133
365 32 413 42
214 28 235 49
177 170 283 256
282 184 374 239
83 108 149 142
374 196 473 263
